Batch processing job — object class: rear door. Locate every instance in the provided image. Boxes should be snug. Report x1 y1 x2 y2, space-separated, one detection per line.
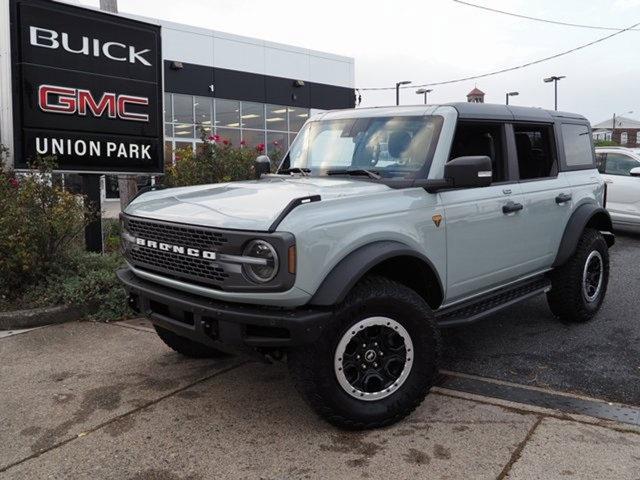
512 123 572 270
599 152 640 226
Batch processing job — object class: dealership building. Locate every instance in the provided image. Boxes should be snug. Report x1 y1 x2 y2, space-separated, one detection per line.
0 0 356 200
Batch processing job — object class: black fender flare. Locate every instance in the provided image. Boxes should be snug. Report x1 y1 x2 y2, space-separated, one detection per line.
308 240 444 307
552 203 614 267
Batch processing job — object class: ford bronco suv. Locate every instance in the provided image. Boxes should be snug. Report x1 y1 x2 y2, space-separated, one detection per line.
118 103 614 429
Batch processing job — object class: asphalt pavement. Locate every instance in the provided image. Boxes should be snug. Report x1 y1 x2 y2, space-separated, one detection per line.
442 231 640 405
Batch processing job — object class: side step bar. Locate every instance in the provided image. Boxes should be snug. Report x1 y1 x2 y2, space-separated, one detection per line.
436 276 552 328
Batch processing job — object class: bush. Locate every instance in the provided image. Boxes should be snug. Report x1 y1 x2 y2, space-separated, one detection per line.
0 156 94 297
26 251 130 321
163 134 283 187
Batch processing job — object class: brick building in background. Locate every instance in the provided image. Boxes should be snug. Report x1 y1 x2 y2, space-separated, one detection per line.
592 116 640 147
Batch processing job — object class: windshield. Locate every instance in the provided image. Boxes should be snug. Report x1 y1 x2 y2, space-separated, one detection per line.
279 115 443 178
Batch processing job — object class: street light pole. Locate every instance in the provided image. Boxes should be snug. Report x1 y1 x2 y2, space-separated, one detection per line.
505 91 519 105
395 81 412 106
543 75 565 111
416 88 433 105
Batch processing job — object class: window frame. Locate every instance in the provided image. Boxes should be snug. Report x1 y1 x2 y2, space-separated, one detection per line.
509 122 559 183
556 121 596 172
603 152 640 177
448 120 514 185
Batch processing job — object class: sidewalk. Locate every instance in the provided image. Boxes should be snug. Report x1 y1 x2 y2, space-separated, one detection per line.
1 320 638 479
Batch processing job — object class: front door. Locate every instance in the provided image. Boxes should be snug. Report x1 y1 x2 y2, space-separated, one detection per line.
599 152 640 227
440 121 530 303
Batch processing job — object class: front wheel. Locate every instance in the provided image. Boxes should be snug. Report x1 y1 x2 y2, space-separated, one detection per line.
288 276 440 430
547 228 609 323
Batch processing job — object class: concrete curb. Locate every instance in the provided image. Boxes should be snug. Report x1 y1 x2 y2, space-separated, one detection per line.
0 305 85 330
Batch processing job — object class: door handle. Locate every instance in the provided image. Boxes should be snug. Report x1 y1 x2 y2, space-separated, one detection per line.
555 193 572 204
502 201 524 214
604 178 613 184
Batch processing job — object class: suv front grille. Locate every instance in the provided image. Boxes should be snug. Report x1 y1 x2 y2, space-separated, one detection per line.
127 218 228 249
124 217 235 288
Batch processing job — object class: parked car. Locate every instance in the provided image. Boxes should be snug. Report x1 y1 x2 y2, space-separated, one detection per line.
595 147 640 232
118 103 614 429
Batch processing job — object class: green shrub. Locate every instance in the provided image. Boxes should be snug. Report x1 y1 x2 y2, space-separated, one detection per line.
26 250 130 321
162 134 283 187
0 157 94 298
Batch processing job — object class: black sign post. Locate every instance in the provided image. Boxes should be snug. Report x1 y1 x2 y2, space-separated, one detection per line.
9 0 163 251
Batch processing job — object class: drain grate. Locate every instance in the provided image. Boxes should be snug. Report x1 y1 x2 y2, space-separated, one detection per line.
438 374 640 427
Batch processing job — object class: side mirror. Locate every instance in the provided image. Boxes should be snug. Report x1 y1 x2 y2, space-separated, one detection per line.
444 156 492 188
630 166 640 177
254 155 271 179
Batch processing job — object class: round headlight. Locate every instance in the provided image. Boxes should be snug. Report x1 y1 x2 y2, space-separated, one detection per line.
242 240 279 283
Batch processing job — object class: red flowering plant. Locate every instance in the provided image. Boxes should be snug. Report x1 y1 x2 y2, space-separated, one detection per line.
162 127 283 187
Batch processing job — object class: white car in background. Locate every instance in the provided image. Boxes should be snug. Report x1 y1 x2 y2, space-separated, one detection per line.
595 147 640 232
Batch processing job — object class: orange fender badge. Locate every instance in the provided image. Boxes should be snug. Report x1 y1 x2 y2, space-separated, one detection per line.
432 214 443 227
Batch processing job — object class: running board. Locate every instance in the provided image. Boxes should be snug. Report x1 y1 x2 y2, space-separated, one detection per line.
435 276 551 328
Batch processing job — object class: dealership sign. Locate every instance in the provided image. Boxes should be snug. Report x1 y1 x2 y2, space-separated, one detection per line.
10 0 163 173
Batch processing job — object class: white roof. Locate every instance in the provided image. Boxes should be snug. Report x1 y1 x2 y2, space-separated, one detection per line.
592 116 640 130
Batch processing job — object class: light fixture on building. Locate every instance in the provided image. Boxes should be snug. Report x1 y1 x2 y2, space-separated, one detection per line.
170 61 184 70
293 79 305 87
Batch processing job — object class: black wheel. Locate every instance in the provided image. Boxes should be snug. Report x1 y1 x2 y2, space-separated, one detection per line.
288 276 440 430
547 228 609 323
154 325 230 358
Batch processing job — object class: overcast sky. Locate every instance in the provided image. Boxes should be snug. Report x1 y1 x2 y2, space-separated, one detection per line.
79 0 640 124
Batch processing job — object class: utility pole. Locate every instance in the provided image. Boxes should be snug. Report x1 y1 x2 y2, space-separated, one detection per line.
99 0 138 211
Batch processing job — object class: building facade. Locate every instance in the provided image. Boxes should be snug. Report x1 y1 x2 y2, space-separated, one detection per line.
592 116 640 147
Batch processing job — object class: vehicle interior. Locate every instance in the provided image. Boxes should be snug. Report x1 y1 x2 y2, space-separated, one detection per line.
449 122 506 182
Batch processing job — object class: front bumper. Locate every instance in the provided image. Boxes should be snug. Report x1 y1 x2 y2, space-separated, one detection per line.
117 268 332 353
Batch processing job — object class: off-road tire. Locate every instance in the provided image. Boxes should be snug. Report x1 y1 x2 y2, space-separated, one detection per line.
547 228 609 323
154 325 230 358
288 275 440 430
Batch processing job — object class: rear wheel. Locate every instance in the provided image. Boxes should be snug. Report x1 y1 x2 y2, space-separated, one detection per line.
288 276 440 430
547 228 609 323
154 325 230 358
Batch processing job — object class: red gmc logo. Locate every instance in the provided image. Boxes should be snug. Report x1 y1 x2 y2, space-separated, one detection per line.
38 84 149 122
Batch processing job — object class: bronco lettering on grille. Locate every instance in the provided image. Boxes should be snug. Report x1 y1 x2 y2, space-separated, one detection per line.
135 237 216 260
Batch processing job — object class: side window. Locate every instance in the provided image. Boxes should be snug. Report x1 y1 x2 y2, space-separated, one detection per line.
595 153 607 173
449 122 507 182
561 124 594 169
513 124 556 180
604 153 640 176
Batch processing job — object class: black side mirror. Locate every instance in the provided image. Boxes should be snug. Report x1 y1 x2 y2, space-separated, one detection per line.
254 155 271 179
444 155 492 188
630 166 640 177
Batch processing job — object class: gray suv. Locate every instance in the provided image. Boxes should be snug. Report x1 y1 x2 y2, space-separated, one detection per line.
118 103 614 429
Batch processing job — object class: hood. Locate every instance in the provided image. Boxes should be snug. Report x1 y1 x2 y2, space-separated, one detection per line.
124 176 391 231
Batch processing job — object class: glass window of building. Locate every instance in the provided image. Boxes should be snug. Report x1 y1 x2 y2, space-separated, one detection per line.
266 104 288 132
194 96 213 134
164 123 173 137
241 102 265 130
242 129 265 150
288 106 310 132
216 127 241 146
173 94 193 123
267 131 288 156
164 93 172 122
216 99 240 127
174 123 195 139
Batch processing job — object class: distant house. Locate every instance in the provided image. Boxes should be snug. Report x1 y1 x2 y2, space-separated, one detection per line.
592 116 640 147
466 87 485 103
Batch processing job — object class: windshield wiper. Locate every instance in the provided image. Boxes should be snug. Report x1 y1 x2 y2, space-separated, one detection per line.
326 169 381 180
278 167 311 176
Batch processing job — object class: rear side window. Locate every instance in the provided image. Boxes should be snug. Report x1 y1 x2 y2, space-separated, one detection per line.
514 124 556 180
561 124 594 168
